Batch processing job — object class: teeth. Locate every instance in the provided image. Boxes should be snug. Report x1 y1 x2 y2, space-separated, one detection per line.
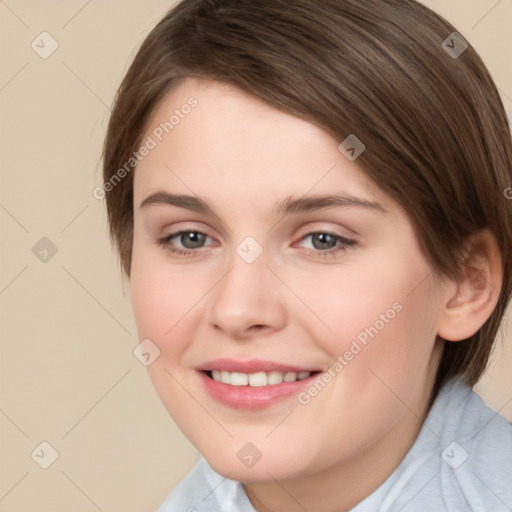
248 372 267 387
230 372 249 386
210 370 311 386
267 371 283 385
281 371 295 382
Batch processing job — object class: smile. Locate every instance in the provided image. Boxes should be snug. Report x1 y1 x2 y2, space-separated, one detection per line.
209 370 312 386
197 359 321 410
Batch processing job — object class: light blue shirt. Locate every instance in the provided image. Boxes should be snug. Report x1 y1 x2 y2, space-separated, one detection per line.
157 378 512 511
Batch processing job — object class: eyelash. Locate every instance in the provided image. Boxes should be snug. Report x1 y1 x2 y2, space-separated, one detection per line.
155 230 356 258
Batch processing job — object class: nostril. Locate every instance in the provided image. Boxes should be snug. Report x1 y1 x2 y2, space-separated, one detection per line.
249 325 267 332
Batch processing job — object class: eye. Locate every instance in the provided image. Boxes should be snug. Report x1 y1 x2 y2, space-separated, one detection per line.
303 233 339 250
296 232 356 257
156 230 214 255
155 229 355 259
174 231 208 249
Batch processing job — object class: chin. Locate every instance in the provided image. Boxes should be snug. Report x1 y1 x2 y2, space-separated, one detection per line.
203 445 310 483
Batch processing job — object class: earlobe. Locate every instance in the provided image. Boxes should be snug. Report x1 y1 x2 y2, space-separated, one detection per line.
437 229 502 342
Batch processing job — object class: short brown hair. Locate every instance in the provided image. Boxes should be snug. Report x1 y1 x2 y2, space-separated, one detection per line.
101 0 512 396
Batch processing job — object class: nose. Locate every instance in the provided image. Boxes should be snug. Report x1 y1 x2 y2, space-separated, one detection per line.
205 249 287 340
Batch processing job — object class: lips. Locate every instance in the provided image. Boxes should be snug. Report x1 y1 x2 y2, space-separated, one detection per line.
196 358 319 374
196 359 321 410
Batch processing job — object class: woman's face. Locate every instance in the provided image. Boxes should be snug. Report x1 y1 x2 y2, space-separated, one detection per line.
130 78 447 482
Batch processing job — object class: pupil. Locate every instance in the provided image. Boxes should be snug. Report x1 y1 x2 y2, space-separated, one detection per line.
312 233 336 250
182 232 205 249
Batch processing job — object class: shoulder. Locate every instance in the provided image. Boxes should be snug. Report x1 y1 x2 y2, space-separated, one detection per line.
156 457 254 512
435 378 512 500
426 378 512 510
352 377 512 511
429 377 512 457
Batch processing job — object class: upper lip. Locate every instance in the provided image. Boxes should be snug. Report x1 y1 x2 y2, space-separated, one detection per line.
196 359 319 373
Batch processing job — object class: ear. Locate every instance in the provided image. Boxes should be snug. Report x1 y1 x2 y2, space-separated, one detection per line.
437 229 502 342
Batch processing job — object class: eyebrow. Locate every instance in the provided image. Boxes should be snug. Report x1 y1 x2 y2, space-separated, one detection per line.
139 191 388 216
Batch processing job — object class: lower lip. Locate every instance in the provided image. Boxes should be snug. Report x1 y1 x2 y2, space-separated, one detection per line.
198 371 318 410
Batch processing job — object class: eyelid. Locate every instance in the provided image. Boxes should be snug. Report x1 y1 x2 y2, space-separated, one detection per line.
158 221 216 239
293 222 358 242
292 231 355 249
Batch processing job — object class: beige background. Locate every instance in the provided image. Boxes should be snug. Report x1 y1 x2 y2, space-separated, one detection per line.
0 1 511 511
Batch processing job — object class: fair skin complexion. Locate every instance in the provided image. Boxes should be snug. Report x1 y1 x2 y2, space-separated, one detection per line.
129 78 501 512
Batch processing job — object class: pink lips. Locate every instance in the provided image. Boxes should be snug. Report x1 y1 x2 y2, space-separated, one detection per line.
196 358 316 374
196 359 320 410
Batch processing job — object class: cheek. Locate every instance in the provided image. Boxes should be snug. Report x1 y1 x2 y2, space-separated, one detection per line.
276 273 441 471
130 243 208 343
129 246 208 424
288 254 440 383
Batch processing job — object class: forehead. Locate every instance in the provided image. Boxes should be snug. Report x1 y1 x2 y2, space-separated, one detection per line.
133 78 392 213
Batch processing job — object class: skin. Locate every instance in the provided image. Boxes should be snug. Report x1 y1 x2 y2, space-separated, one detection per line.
129 78 501 512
